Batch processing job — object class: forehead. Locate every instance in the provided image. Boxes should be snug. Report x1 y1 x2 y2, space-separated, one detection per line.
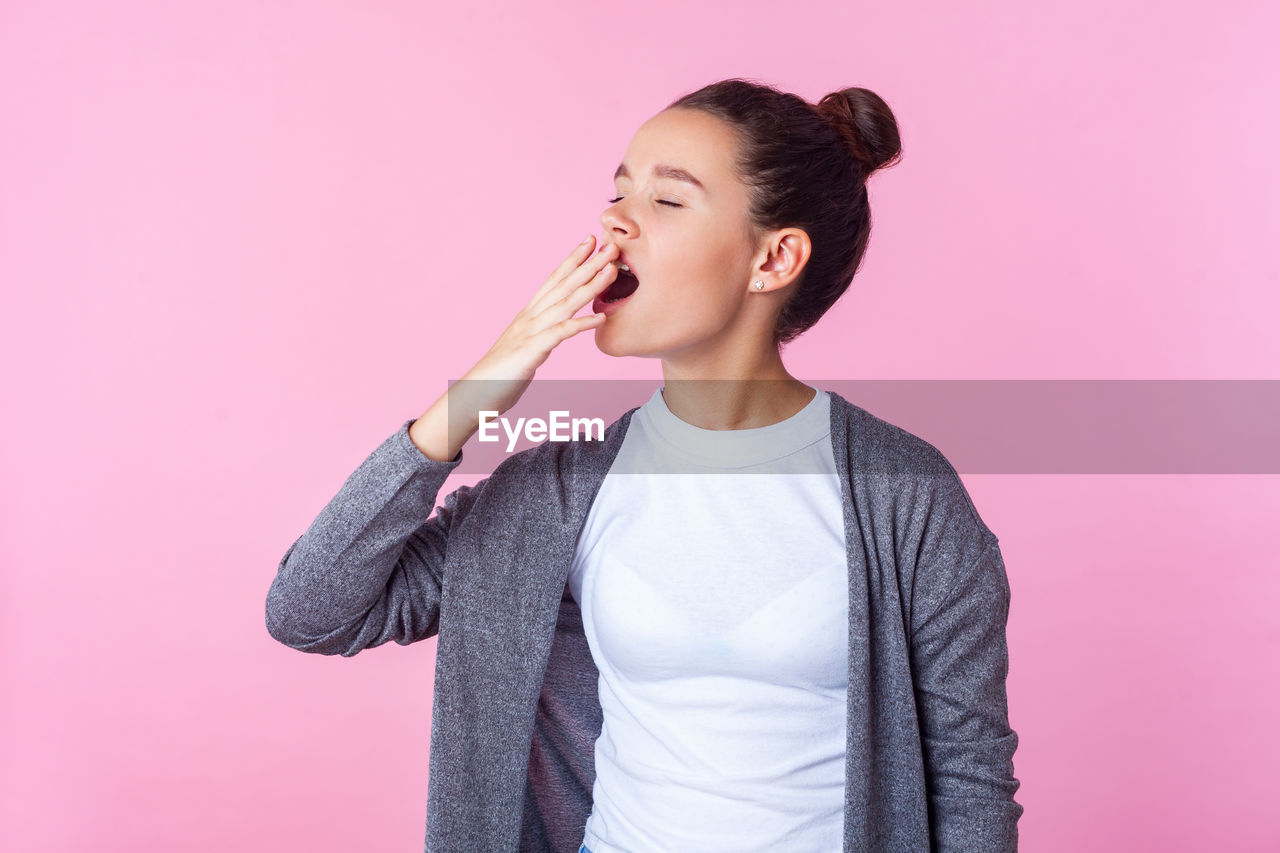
617 108 739 189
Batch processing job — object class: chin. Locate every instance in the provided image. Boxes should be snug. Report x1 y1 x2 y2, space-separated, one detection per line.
592 326 634 358
592 324 663 359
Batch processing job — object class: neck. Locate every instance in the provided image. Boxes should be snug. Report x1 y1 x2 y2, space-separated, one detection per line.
658 349 814 430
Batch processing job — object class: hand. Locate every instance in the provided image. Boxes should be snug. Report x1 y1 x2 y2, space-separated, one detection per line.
457 235 618 416
409 236 619 462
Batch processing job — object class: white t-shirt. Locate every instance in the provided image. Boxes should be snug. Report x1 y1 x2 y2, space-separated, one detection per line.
568 385 850 851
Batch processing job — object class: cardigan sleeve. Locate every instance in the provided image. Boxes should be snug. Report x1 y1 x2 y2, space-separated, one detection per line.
264 418 484 657
909 533 1024 852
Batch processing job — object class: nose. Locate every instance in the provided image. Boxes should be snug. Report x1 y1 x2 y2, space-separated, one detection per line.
600 200 634 241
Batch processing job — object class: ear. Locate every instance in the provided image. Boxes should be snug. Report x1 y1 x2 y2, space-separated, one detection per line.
752 229 811 293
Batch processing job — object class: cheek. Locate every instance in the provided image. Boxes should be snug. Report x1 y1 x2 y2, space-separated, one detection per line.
668 248 740 299
644 232 744 316
641 275 740 335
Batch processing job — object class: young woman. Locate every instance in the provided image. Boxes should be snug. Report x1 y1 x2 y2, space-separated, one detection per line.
267 78 1023 852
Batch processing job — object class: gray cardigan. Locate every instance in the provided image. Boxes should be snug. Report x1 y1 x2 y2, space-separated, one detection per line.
265 390 1023 851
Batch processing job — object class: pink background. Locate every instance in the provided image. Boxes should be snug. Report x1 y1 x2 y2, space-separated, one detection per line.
2 1 1277 850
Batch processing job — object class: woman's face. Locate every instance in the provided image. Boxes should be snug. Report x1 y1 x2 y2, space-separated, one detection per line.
593 108 766 362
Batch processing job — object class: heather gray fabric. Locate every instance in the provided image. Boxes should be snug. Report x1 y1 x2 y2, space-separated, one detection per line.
265 390 1023 852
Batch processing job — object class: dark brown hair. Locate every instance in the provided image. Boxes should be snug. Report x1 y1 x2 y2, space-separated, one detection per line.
666 78 903 346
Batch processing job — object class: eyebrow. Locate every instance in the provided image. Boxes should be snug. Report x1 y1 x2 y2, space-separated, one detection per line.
614 162 707 193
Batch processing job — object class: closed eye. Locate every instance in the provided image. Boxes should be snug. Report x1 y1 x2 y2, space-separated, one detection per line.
607 196 683 208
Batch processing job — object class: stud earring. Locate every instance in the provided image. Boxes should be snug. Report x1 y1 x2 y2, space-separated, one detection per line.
753 280 764 290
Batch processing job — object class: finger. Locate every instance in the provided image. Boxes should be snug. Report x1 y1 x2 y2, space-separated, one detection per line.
530 241 615 315
528 236 599 307
528 241 617 316
536 310 608 351
527 258 617 335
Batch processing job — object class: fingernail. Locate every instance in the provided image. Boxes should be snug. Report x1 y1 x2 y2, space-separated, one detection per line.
581 236 593 246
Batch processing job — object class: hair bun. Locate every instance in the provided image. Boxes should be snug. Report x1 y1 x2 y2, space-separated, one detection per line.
816 88 903 175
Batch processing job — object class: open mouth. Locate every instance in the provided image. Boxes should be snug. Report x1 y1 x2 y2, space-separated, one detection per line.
602 265 640 303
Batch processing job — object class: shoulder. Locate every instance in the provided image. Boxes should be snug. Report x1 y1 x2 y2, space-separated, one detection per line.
826 389 995 543
827 390 956 477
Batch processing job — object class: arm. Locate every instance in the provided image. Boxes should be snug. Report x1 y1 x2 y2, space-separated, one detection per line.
264 418 485 657
910 533 1024 851
264 235 621 657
